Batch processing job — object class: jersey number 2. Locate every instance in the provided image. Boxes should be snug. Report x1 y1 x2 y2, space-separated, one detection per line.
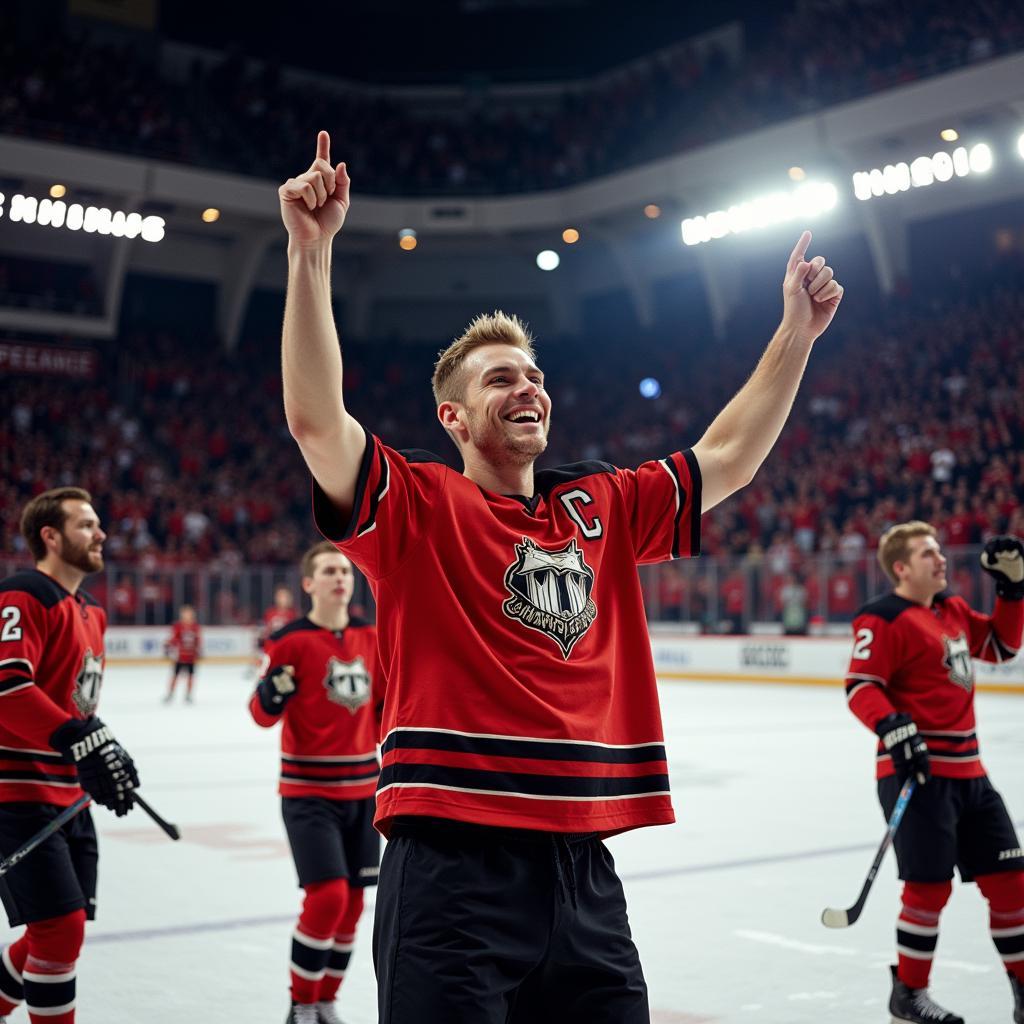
852 627 873 660
0 607 23 642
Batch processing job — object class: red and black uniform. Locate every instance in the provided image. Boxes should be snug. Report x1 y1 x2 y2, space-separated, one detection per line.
845 590 1024 992
313 429 701 1024
166 621 202 675
0 569 107 1024
249 615 382 1010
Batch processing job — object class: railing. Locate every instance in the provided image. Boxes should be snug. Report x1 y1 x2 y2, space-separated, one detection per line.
1 545 991 631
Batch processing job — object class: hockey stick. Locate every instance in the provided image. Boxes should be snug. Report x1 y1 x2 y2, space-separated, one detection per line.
821 776 916 928
0 795 91 878
133 793 181 840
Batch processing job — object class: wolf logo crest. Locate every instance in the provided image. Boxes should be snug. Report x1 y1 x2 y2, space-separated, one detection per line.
324 656 371 713
942 632 974 692
73 649 104 715
503 537 597 658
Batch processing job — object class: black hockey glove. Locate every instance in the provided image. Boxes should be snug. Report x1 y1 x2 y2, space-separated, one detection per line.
980 536 1024 600
256 664 297 716
51 717 139 817
876 712 931 785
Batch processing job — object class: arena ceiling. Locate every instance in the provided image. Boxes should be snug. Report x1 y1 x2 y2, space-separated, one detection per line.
158 0 774 84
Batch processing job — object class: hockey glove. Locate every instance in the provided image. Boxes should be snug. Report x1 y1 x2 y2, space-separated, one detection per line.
981 536 1024 600
51 717 139 816
876 712 931 785
256 664 297 715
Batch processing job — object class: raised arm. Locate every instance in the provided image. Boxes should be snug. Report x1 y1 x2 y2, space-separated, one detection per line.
692 231 843 513
280 130 367 520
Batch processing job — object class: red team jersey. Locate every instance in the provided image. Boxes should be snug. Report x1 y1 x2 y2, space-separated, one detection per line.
313 430 701 838
167 621 202 664
249 616 383 801
0 569 107 807
845 591 1023 779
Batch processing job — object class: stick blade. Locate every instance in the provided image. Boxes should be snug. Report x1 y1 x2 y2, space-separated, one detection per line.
820 907 851 929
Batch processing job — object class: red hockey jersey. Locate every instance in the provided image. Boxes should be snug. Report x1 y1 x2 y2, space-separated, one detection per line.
845 591 1023 779
248 616 382 801
313 429 701 838
167 621 202 664
0 569 106 806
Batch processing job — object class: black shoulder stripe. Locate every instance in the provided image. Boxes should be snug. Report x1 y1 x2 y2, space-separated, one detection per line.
346 615 374 630
269 616 318 642
534 461 617 499
397 449 448 466
855 593 916 622
0 570 67 609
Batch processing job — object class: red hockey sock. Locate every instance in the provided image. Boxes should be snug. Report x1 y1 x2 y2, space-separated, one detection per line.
977 870 1024 983
24 909 86 1024
896 880 951 990
290 879 349 1004
318 887 364 1003
0 934 28 1013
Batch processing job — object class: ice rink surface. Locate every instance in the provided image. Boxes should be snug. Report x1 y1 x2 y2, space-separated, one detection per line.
5 664 1022 1023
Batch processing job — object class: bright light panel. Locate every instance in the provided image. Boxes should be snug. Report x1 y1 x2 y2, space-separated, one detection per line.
0 193 164 242
536 250 560 271
852 143 993 200
681 181 838 247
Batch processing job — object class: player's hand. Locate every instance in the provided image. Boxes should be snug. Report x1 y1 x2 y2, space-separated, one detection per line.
256 664 297 716
279 131 351 249
51 717 140 816
980 535 1024 600
876 712 931 786
781 231 844 343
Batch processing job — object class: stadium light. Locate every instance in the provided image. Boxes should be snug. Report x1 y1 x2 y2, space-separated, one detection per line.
639 377 661 399
398 227 417 251
202 208 220 223
49 184 67 198
536 250 560 271
0 193 165 242
562 227 580 244
852 143 993 200
940 128 959 142
1017 132 1024 160
680 180 838 247
643 204 661 219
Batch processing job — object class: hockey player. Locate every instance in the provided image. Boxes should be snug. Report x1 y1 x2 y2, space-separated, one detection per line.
844 522 1024 1024
249 542 382 1024
0 488 140 1024
278 130 844 1023
164 604 202 704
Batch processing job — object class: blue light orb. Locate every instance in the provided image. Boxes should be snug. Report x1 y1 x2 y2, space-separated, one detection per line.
639 377 661 399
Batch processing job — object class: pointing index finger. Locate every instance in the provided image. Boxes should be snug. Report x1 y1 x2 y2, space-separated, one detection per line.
788 230 811 273
316 130 330 164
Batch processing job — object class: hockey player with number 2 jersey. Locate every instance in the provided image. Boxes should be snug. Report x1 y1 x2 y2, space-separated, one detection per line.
845 522 1024 1024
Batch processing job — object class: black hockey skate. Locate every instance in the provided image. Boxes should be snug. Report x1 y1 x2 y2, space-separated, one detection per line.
1010 970 1024 1024
889 965 964 1024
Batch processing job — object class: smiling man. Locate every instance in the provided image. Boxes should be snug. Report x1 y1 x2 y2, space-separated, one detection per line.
844 523 1024 1023
278 131 844 1024
0 488 141 1024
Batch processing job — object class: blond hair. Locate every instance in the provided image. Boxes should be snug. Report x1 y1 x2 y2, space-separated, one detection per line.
877 521 937 584
431 311 536 407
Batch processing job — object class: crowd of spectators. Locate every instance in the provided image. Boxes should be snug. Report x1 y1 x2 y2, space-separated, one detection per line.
2 0 1022 195
1 256 1021 629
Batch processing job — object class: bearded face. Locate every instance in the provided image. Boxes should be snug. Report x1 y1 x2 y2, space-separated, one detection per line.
59 528 105 574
